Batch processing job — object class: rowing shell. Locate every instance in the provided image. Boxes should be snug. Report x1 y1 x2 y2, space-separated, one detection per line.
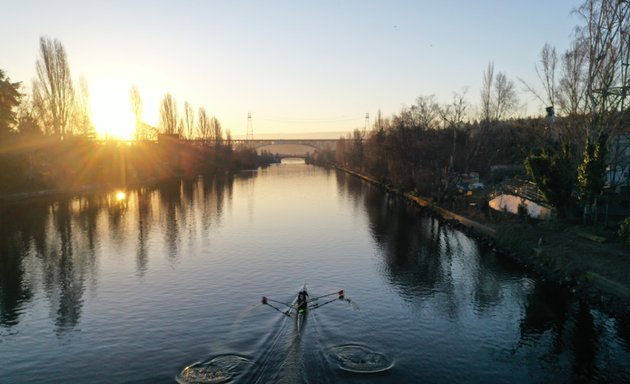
262 285 346 332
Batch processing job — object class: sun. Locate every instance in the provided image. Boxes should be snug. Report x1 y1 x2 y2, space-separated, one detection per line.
91 87 137 140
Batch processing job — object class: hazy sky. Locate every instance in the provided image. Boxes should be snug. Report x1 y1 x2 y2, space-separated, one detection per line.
2 1 583 138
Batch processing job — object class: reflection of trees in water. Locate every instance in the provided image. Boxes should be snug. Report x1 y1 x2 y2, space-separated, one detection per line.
335 170 347 196
358 182 450 298
519 282 603 382
48 199 88 333
617 315 630 354
1 198 100 331
159 180 183 259
471 249 516 314
344 172 629 380
571 302 598 382
200 175 234 232
520 282 573 357
345 172 526 320
0 203 43 327
0 175 239 331
135 187 154 276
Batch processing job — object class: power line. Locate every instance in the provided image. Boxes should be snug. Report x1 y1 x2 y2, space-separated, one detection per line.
255 115 365 124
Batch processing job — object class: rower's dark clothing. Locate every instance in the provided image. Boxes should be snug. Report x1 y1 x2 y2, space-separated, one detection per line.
297 290 308 312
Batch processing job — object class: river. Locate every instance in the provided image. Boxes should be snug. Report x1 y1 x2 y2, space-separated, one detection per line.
1 161 629 383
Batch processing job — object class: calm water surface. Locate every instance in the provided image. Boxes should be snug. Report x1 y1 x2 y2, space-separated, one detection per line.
1 161 629 383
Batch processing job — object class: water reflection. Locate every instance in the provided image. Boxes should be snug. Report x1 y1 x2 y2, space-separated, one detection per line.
342 169 630 382
136 187 152 276
518 281 605 382
0 175 237 331
1 166 629 383
0 203 39 327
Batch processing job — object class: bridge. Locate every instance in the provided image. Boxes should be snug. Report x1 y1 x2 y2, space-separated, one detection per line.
232 139 338 158
158 135 340 158
488 180 553 220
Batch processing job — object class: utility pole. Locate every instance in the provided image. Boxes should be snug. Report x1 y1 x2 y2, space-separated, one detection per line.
246 112 253 142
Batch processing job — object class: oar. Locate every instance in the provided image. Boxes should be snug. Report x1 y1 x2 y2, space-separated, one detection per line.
310 290 344 302
262 296 292 317
309 290 351 309
263 296 293 307
309 292 359 311
309 297 338 309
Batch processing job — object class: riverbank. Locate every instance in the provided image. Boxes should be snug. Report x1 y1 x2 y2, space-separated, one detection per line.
338 166 630 317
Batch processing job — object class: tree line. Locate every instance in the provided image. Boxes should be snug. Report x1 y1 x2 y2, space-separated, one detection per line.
130 86 227 144
311 0 630 225
0 37 273 194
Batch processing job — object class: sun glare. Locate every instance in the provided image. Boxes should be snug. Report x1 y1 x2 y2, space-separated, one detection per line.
91 87 136 140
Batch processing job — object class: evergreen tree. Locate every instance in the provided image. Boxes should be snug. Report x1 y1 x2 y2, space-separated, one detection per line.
577 131 608 223
525 144 575 218
0 69 22 137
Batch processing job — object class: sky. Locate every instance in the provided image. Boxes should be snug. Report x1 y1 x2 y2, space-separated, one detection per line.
2 1 583 139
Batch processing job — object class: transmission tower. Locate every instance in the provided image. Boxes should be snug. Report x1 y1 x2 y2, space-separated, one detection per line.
246 112 254 141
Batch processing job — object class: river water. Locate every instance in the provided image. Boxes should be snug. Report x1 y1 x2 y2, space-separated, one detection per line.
1 161 629 383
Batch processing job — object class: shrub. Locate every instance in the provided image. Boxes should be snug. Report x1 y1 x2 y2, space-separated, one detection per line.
517 199 529 219
618 217 630 244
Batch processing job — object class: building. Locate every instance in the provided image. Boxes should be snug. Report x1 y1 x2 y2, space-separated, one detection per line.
607 132 630 193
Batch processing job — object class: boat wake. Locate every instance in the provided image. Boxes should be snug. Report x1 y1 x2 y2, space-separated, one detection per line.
176 354 254 384
176 288 386 383
329 344 394 373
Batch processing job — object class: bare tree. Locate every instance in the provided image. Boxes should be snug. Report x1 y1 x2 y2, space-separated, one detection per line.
413 95 441 130
373 109 389 132
130 85 143 140
159 93 178 135
557 41 588 117
577 0 629 139
494 72 518 120
520 43 558 110
32 36 74 137
480 62 495 123
177 118 184 137
197 107 211 142
225 128 232 151
211 116 223 146
480 62 519 122
440 88 469 173
183 101 195 139
72 77 94 137
440 87 469 129
575 0 630 221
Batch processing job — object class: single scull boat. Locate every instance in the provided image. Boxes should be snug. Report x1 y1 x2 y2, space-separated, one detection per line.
262 285 347 333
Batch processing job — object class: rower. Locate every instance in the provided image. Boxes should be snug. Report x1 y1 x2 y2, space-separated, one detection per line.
296 289 309 313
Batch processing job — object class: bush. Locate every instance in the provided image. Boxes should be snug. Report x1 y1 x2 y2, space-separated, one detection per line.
517 199 529 219
618 217 630 244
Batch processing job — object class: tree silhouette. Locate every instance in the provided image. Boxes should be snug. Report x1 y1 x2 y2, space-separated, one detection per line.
0 68 22 137
72 77 94 138
32 37 74 137
130 85 143 140
183 101 195 139
159 93 178 135
480 61 518 122
197 107 211 142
